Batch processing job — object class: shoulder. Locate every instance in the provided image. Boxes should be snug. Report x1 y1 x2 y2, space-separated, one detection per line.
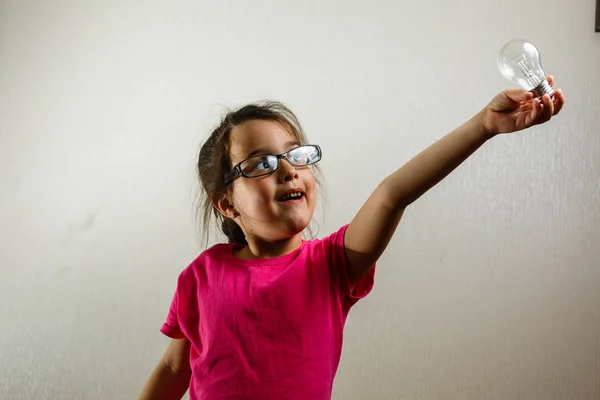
177 243 233 283
301 224 349 261
305 224 349 249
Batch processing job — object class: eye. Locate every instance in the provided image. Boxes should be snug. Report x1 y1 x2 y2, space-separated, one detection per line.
289 146 318 164
290 154 306 163
253 160 269 170
251 156 277 171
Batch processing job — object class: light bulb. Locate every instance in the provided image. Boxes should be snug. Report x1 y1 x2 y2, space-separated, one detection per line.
498 39 554 98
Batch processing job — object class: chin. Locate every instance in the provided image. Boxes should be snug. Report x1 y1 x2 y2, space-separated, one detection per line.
278 214 312 239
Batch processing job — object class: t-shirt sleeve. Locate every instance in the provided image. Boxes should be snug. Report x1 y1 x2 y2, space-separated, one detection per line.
159 256 203 340
160 267 198 340
160 288 186 339
323 224 375 309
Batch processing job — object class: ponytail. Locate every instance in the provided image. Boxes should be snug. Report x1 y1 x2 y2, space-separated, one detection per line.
221 218 247 245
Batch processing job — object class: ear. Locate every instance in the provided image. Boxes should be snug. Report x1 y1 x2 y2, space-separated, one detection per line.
210 192 239 219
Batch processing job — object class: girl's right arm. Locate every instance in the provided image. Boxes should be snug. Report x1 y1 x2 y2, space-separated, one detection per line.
139 338 192 400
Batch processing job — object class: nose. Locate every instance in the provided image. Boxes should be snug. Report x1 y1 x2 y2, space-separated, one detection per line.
278 158 298 183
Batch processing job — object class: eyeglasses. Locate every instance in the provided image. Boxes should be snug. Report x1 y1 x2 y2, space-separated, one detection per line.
224 144 322 185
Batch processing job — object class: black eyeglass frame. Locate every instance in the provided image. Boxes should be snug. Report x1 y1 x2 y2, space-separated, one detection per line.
224 144 322 185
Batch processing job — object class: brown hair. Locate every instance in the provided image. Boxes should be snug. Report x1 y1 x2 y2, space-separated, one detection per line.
197 100 322 247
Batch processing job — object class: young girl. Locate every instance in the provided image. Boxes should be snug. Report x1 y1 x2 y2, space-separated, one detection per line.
139 79 564 400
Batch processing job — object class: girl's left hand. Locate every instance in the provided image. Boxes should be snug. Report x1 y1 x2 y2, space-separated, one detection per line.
482 76 565 136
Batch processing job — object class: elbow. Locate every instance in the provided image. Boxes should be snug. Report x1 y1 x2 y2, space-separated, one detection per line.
378 178 413 211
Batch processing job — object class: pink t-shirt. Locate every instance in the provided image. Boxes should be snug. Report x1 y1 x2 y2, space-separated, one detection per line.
161 224 375 400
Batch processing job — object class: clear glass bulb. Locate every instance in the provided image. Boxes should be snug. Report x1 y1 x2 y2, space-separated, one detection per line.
498 39 554 98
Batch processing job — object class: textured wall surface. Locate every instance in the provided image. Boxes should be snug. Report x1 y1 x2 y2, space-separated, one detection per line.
1 0 599 399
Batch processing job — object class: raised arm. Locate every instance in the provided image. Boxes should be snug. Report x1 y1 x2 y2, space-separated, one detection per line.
344 80 565 286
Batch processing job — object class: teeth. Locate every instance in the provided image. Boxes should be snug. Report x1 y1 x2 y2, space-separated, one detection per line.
281 192 302 200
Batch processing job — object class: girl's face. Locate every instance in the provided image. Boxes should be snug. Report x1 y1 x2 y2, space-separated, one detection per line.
224 120 317 243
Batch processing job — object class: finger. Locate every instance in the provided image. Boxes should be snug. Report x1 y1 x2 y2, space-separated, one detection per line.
539 94 554 123
552 89 565 115
547 76 554 87
530 98 541 123
504 89 534 103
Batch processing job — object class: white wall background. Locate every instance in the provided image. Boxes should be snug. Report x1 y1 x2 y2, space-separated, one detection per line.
1 0 599 398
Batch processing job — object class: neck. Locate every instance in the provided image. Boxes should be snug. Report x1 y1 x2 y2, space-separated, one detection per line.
236 233 303 260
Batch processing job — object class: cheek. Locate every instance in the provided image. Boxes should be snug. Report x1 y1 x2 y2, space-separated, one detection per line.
232 179 274 209
303 173 317 201
231 183 252 209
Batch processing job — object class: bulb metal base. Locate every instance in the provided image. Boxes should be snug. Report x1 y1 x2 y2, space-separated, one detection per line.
531 79 554 99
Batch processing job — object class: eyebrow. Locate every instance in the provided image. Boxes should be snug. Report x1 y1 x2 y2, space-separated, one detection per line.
245 140 301 158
